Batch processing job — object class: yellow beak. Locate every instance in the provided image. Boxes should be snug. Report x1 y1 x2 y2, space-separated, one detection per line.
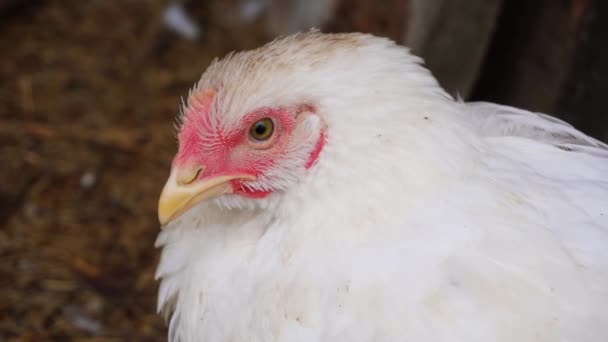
157 167 254 226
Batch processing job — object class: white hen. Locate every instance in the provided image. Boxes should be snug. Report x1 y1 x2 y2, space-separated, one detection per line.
155 31 608 342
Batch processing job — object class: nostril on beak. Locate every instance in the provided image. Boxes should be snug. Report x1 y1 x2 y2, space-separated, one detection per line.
176 166 203 185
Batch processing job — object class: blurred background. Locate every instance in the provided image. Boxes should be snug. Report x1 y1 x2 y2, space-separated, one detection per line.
1 0 606 340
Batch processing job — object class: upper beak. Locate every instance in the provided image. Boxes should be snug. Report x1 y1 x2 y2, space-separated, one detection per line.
157 167 254 226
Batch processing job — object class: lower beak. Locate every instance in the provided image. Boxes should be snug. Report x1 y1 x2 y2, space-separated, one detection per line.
157 169 253 226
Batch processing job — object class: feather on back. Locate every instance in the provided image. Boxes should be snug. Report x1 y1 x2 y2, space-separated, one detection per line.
467 102 608 156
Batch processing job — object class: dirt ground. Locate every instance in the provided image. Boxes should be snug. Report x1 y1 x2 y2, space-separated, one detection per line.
0 1 270 340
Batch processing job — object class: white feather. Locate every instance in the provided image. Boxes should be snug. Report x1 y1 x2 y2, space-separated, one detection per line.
156 31 608 341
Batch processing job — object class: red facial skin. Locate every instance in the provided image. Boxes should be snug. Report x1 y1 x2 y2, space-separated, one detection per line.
174 89 324 198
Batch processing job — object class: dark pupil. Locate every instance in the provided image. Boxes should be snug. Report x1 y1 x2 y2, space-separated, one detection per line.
254 122 267 136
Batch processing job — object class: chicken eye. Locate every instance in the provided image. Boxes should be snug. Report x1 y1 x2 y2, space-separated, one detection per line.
249 118 274 141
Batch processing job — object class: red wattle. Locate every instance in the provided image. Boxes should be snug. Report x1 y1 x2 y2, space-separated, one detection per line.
231 180 273 198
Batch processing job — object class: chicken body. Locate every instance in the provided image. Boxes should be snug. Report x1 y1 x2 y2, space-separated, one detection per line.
155 31 608 342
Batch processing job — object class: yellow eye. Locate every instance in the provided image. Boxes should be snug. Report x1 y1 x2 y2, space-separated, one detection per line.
249 118 274 141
